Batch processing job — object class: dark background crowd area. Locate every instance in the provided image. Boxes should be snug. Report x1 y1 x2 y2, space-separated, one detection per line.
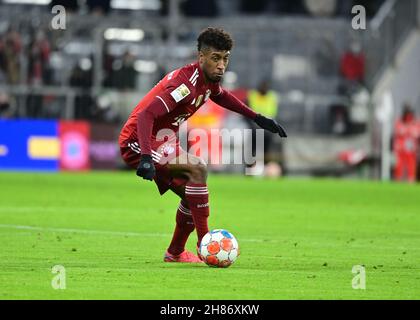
42 0 385 18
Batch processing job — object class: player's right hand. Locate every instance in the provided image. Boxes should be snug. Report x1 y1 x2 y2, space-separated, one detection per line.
136 154 156 181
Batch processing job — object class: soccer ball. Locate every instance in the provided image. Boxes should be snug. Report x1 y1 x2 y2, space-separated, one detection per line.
199 229 239 268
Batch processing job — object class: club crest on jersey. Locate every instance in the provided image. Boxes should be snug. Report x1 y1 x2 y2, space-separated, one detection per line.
170 83 190 103
161 145 175 155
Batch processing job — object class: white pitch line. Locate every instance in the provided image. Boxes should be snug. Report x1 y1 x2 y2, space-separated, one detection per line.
0 224 416 250
0 224 169 238
0 224 272 243
0 206 140 213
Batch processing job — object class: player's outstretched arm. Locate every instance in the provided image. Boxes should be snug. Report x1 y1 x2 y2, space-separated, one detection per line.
211 88 287 137
211 88 256 119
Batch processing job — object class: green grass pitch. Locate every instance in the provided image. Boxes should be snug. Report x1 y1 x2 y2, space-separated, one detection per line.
0 171 419 300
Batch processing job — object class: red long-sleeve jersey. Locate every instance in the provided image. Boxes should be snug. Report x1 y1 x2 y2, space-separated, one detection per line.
119 61 257 155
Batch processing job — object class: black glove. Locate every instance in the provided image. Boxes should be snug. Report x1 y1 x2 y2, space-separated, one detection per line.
136 154 156 181
254 114 287 137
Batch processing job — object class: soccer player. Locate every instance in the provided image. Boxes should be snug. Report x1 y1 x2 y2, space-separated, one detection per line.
119 27 287 263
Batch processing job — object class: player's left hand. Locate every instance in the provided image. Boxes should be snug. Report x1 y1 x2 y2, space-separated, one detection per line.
136 154 156 181
254 114 287 138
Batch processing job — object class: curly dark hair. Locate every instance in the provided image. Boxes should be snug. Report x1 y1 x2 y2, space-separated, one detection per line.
197 27 233 52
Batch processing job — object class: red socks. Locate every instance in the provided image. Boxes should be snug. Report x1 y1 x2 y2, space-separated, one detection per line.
185 183 210 246
167 183 210 255
167 200 195 256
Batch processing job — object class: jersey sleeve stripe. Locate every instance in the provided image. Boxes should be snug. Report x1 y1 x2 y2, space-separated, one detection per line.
156 95 170 113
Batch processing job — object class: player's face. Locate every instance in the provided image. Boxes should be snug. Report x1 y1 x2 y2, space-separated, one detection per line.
199 48 230 83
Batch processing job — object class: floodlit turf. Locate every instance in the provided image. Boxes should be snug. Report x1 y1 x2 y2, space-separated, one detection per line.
0 171 419 300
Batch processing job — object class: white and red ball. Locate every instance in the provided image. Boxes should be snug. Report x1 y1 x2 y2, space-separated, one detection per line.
199 229 239 268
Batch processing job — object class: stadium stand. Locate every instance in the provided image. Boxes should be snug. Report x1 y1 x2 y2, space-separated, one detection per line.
0 0 418 177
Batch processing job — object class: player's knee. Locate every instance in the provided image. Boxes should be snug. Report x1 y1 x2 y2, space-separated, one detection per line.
189 162 208 183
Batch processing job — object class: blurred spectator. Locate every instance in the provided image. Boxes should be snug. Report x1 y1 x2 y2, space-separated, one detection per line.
240 0 307 15
0 69 6 84
355 0 386 18
69 58 93 88
26 94 44 118
92 92 120 123
339 41 365 95
340 41 365 82
335 0 353 17
0 28 22 85
102 41 114 87
0 36 6 84
160 0 169 16
232 0 384 16
314 38 337 76
50 0 79 12
70 58 94 119
240 0 268 13
26 30 51 118
112 51 137 90
246 80 280 165
181 0 219 17
275 0 306 14
0 92 14 118
393 105 420 183
329 103 350 135
304 0 337 17
28 30 51 86
248 80 279 121
87 0 111 15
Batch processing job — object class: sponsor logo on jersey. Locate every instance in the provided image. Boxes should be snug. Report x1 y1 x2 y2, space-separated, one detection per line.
170 83 190 103
197 203 209 208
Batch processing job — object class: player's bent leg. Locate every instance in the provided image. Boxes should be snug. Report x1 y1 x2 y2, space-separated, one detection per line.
166 152 210 251
166 152 208 184
169 184 186 202
167 184 204 261
166 200 195 256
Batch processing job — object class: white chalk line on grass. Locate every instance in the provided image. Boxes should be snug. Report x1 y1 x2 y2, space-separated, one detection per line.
0 224 272 243
0 206 149 214
0 205 278 243
0 224 418 252
0 224 169 238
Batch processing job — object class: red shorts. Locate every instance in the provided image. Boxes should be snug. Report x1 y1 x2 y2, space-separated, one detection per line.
120 136 188 195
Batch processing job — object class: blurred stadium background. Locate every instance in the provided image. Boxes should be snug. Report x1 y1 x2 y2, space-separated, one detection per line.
0 0 419 180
